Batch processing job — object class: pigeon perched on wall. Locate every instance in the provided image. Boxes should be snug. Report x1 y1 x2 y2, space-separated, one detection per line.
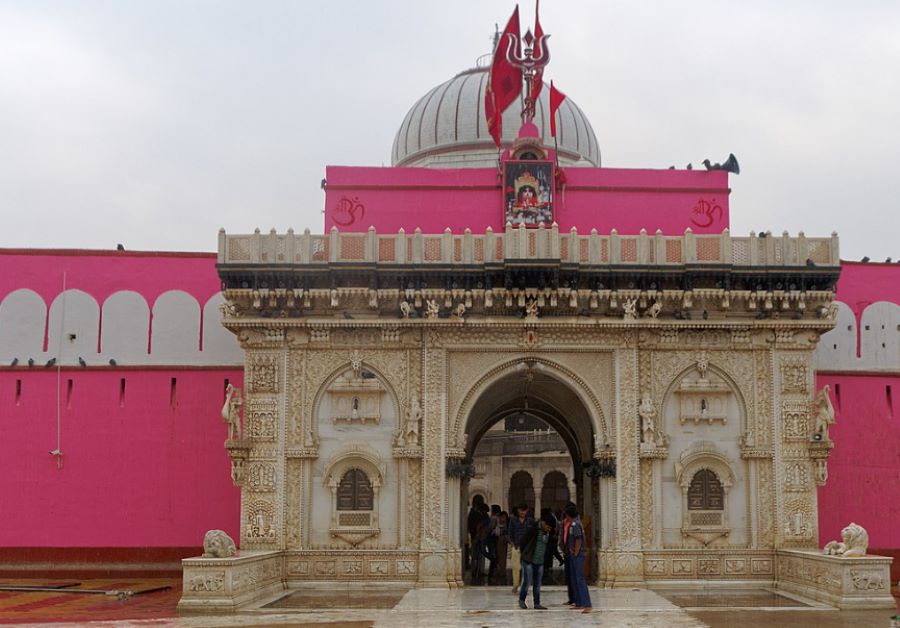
78 357 87 367
702 153 740 174
10 358 18 367
45 358 56 367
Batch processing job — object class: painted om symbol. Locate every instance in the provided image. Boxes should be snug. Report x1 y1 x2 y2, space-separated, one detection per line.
333 196 365 226
691 198 723 228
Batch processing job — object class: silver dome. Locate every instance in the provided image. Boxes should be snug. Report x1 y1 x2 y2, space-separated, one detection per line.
392 67 600 168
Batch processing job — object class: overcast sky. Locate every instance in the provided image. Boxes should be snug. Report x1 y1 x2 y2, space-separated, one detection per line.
1 1 898 260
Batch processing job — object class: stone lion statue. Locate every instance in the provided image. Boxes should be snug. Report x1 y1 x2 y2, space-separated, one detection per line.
202 529 237 558
823 522 868 558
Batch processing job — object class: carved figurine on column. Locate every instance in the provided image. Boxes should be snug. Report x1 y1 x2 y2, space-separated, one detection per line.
811 384 836 441
222 384 243 441
639 391 661 446
623 298 638 321
403 393 422 447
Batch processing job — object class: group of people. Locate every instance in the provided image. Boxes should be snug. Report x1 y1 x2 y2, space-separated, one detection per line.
466 496 593 612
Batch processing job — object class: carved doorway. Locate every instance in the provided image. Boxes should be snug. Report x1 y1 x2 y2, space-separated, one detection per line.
458 359 602 586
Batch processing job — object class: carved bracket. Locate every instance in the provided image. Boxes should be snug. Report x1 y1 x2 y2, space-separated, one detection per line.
224 439 251 486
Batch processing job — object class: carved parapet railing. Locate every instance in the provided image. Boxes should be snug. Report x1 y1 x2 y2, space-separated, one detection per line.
776 549 895 609
218 226 841 268
178 550 284 613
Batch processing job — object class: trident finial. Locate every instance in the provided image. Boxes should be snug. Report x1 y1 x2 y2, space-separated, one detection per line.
505 28 550 124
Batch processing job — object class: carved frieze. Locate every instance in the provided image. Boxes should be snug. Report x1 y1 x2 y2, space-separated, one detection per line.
246 399 278 441
248 354 279 393
781 401 810 441
247 462 276 492
243 497 277 544
780 356 808 394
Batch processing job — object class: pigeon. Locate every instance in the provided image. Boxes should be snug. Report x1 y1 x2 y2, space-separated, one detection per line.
702 310 709 320
10 358 18 367
116 243 125 251
78 357 87 367
686 163 693 170
45 358 56 367
886 257 892 263
702 154 740 174
806 259 816 267
668 166 675 170
28 358 34 367
320 178 327 190
109 358 117 366
343 311 354 319
861 256 870 263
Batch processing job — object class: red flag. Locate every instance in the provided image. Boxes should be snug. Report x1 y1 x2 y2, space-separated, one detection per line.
485 6 522 146
532 0 544 103
549 80 566 138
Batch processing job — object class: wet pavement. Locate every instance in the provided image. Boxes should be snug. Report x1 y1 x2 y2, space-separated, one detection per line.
0 578 896 627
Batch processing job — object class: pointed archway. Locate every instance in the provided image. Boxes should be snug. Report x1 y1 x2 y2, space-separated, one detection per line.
457 359 604 585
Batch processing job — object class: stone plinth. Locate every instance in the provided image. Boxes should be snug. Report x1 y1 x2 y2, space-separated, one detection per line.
775 549 896 609
178 550 283 613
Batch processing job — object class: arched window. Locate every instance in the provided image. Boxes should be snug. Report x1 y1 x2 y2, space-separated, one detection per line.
540 471 570 513
336 468 374 511
687 469 724 510
509 470 535 513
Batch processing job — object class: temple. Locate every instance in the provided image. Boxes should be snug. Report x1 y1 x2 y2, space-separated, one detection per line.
1 8 898 615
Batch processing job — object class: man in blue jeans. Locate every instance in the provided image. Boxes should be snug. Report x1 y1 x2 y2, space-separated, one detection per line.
518 513 556 610
564 504 592 613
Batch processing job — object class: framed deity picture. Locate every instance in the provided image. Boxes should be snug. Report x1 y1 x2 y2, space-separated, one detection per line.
503 160 554 227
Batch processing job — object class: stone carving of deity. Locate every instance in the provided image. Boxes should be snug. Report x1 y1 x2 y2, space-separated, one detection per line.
222 384 243 441
623 299 637 321
403 393 422 447
639 391 659 445
811 384 835 441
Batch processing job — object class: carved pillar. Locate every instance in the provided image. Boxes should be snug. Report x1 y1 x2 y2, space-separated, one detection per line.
237 329 286 552
774 347 819 549
605 344 644 586
417 330 454 585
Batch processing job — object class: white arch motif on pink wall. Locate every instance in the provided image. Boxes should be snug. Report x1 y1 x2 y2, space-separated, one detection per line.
101 291 150 364
150 290 201 363
47 289 100 362
0 289 46 362
202 293 243 365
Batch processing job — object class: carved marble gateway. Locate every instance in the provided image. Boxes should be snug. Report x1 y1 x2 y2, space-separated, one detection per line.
179 228 865 612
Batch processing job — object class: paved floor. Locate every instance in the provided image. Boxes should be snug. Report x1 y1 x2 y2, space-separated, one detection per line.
0 579 897 627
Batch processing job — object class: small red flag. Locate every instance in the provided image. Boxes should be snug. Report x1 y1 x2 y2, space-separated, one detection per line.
532 0 544 103
486 6 523 146
549 80 566 138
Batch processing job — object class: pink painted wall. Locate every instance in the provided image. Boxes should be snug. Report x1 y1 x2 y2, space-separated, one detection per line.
0 369 241 546
815 373 900 550
0 249 221 307
816 261 900 551
325 166 730 235
0 249 241 548
834 262 900 315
